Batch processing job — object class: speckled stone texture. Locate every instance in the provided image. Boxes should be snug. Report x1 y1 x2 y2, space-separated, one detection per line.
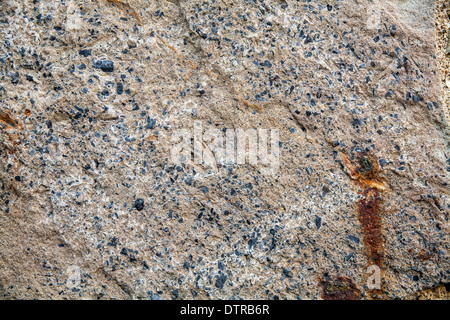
0 0 449 300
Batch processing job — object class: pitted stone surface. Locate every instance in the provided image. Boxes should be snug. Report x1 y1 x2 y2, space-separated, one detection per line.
0 0 448 299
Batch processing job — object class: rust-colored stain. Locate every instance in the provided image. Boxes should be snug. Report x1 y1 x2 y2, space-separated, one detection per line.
0 112 24 158
418 250 432 261
341 151 387 192
0 112 18 128
319 276 360 300
358 187 383 266
340 151 388 269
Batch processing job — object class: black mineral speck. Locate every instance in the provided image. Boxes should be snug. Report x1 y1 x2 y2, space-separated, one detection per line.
94 60 114 72
134 198 144 211
315 215 322 229
282 268 293 278
304 35 313 44
348 235 359 243
215 273 227 289
79 49 91 57
146 118 156 129
263 60 272 68
199 186 209 193
116 82 123 95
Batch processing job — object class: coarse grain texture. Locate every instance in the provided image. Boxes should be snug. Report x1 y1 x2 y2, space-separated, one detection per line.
435 0 450 125
0 0 449 300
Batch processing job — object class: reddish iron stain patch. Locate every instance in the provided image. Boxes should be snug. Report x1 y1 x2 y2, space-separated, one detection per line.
340 151 387 268
418 250 432 261
319 276 360 300
0 112 24 159
0 112 18 127
359 187 383 266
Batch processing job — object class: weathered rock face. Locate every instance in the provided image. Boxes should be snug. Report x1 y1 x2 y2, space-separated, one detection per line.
0 0 448 300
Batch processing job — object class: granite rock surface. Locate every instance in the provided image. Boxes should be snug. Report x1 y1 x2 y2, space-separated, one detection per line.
0 0 449 299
